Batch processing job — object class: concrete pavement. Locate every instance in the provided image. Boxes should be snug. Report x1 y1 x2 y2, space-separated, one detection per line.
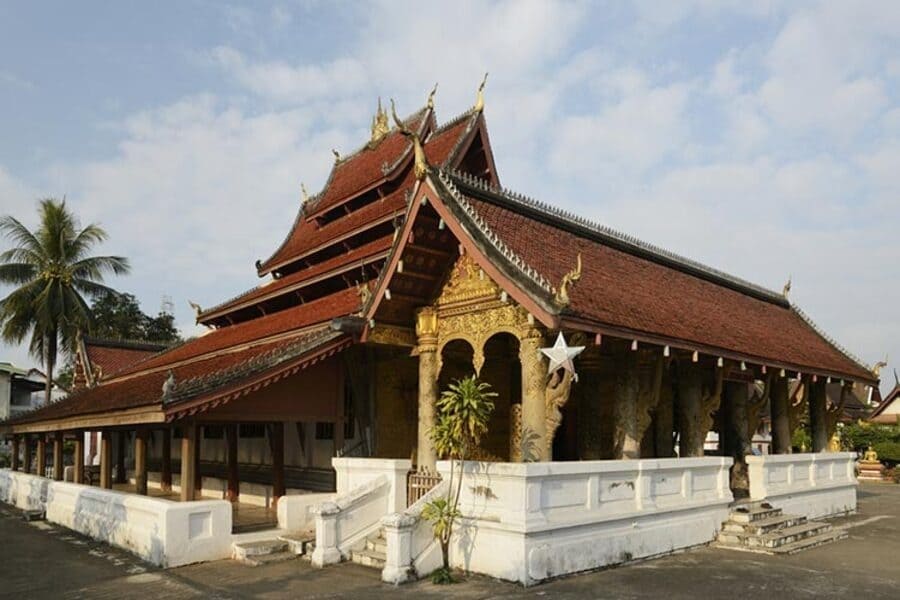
2 484 899 599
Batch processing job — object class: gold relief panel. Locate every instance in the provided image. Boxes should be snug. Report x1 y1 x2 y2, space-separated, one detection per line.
369 325 416 347
436 253 501 307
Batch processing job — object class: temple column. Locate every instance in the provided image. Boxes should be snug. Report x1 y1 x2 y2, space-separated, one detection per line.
134 430 148 495
520 328 548 461
193 427 202 494
415 307 439 471
808 378 828 452
225 424 239 502
11 435 19 471
36 434 47 477
770 378 791 454
73 433 84 485
180 423 197 501
576 348 604 459
99 431 112 489
269 422 285 506
52 431 64 481
23 434 32 474
613 347 640 459
677 362 723 457
724 382 751 495
115 431 127 484
653 366 675 457
160 428 172 492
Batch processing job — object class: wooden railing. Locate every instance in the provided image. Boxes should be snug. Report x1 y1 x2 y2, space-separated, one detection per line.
407 468 442 507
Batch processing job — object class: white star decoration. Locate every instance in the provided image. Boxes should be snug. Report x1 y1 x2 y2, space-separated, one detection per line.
540 332 585 381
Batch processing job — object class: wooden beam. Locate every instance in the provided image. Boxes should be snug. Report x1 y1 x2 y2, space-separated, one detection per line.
100 431 112 489
36 434 46 477
52 431 63 481
10 406 166 434
134 430 148 495
180 423 197 501
160 428 172 492
225 424 239 503
406 243 453 259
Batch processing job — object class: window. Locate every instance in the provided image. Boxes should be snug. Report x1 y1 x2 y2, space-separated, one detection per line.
203 426 224 439
239 424 266 438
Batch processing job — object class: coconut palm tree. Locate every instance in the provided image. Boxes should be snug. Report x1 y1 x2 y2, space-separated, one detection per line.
0 199 129 405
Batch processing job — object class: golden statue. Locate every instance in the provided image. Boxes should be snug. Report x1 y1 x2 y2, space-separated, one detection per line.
864 446 879 462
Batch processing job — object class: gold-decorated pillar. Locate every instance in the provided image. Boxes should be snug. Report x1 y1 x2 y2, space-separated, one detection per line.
519 328 547 461
416 307 439 471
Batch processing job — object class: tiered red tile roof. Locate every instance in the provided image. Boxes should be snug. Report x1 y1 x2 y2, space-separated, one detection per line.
426 170 875 382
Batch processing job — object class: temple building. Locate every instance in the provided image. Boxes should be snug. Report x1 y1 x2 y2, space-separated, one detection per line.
0 84 878 581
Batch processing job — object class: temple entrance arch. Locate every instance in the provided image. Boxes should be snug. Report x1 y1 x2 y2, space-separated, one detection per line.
479 332 521 461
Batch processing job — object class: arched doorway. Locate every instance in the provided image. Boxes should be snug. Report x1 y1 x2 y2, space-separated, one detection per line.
479 333 521 461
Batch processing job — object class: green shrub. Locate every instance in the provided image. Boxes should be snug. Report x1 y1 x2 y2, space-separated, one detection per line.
841 423 900 453
873 441 900 467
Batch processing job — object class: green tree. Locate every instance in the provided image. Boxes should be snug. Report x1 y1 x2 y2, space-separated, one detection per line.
0 199 129 404
422 376 496 583
89 291 180 344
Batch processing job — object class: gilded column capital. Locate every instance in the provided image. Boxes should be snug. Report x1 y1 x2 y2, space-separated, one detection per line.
415 307 438 350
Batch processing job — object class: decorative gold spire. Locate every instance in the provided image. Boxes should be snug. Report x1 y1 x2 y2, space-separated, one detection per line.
300 182 310 205
369 97 390 147
554 253 582 307
390 98 429 180
427 83 438 109
782 275 792 298
474 72 488 112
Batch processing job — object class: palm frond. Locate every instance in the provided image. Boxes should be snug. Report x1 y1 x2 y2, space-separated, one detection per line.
68 223 109 261
0 214 44 255
70 255 130 280
0 262 37 285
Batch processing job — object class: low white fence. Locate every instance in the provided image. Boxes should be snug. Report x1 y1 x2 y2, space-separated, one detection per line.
381 457 734 585
746 452 857 519
310 458 410 567
0 469 232 567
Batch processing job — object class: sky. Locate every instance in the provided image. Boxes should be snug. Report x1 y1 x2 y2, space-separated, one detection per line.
0 1 898 393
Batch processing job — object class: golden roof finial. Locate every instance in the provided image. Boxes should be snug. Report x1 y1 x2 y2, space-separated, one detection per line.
427 83 438 109
301 182 310 205
554 253 582 307
782 275 792 299
873 355 889 378
369 97 390 147
474 72 488 112
391 98 429 181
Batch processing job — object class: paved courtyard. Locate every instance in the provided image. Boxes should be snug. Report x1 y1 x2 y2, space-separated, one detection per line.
1 484 898 599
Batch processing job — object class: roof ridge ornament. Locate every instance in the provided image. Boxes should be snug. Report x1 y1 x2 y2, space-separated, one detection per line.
554 253 582 307
368 97 391 148
332 148 341 162
474 72 488 113
300 182 310 205
872 355 888 378
427 83 438 110
390 98 429 180
782 275 792 298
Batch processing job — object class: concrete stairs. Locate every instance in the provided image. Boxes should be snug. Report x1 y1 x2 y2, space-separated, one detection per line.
349 528 386 569
232 530 315 566
715 502 846 555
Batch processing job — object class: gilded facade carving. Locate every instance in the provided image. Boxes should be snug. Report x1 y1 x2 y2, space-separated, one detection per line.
369 325 416 347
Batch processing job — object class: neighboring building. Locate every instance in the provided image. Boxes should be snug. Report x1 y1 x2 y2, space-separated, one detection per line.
72 336 166 391
0 363 44 422
869 374 900 424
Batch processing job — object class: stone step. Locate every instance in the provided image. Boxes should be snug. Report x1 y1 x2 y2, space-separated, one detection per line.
728 502 782 524
722 513 807 535
240 551 296 567
366 535 387 554
232 539 289 561
278 532 315 555
750 521 833 549
350 548 386 569
770 529 848 555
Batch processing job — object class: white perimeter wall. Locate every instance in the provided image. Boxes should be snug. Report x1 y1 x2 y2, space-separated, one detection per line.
379 457 733 585
746 452 857 519
0 469 232 567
